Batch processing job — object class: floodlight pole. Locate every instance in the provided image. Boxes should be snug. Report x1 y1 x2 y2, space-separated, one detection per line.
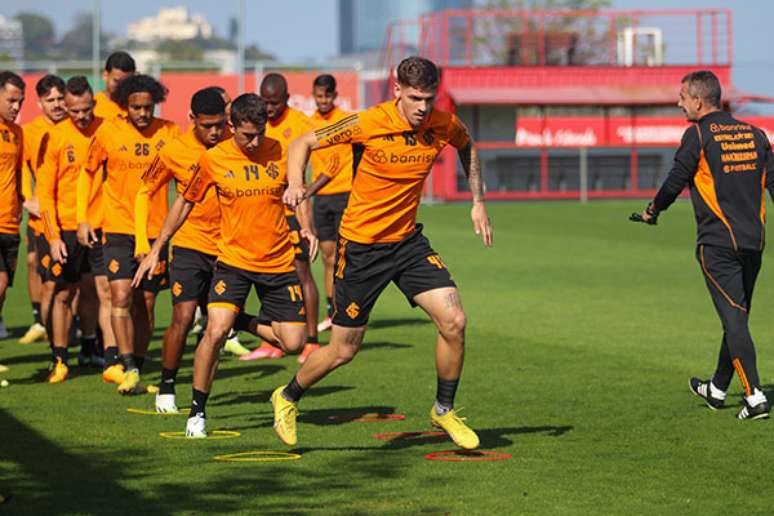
237 0 245 93
92 0 101 86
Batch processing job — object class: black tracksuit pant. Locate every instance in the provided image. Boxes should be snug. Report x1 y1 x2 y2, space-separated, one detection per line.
697 244 762 396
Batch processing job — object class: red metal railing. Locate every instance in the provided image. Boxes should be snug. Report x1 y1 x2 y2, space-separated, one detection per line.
382 8 732 70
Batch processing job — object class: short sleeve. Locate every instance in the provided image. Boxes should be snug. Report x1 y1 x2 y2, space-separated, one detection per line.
183 155 213 203
314 112 367 149
446 114 471 150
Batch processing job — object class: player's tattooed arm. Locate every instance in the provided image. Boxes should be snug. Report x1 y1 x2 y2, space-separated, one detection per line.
458 142 492 247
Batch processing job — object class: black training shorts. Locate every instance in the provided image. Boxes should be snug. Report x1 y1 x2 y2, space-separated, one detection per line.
170 246 217 306
313 192 349 243
103 232 169 293
332 224 456 327
0 232 20 286
45 231 88 285
207 261 305 324
286 215 310 262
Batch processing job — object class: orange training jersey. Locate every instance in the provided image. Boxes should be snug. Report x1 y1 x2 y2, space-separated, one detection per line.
142 126 220 256
314 100 470 244
83 117 178 236
265 107 315 216
93 91 126 121
21 115 56 235
310 106 354 195
0 120 23 234
183 137 294 274
38 116 104 240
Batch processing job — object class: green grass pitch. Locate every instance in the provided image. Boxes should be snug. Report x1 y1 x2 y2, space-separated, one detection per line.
2 200 774 514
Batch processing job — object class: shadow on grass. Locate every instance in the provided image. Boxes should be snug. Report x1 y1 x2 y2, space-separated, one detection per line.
367 318 431 330
210 385 354 409
4 325 33 339
360 340 412 351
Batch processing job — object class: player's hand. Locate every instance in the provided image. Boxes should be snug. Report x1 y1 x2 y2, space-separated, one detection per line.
23 198 40 218
77 223 97 248
301 228 319 262
471 202 493 247
629 202 658 225
283 184 306 209
50 239 68 264
132 250 159 288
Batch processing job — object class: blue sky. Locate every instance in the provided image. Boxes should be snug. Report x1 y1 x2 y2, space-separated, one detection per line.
2 0 772 108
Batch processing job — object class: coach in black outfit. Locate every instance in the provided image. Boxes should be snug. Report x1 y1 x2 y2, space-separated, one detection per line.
639 70 774 420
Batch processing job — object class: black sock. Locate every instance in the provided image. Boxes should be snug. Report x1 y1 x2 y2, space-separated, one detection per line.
120 353 137 372
104 346 119 367
190 388 209 417
234 312 259 335
80 335 97 356
160 367 178 395
436 377 460 411
132 355 145 373
32 302 41 324
52 347 68 364
282 375 306 402
326 297 334 317
306 335 318 345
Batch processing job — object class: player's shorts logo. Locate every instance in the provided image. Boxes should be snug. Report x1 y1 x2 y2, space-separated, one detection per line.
372 150 388 164
346 302 360 320
153 260 167 276
41 254 51 268
51 263 62 277
172 281 183 297
108 259 120 274
214 280 227 295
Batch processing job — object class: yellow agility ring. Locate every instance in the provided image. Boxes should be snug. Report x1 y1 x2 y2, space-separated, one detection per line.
159 430 241 440
127 408 187 416
213 451 302 462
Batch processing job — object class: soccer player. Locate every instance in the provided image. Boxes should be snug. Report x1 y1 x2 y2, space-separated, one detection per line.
134 94 317 437
133 88 229 412
240 73 318 361
79 74 178 394
274 57 492 450
94 51 135 121
0 71 25 341
19 74 67 344
309 74 353 338
637 71 774 420
38 76 113 382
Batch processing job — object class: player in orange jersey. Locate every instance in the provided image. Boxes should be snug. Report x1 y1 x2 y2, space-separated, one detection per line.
93 51 135 121
308 74 354 341
19 75 67 345
273 57 492 450
239 73 319 362
134 94 317 437
133 88 230 412
38 76 115 383
0 71 25 343
79 74 178 394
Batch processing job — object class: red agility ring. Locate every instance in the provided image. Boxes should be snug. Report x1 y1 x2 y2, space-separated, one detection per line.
424 451 512 462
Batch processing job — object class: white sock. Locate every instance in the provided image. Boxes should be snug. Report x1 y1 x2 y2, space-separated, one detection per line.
746 388 767 407
709 382 727 400
434 401 451 416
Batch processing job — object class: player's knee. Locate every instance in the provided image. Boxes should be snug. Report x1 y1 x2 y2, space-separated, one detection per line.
440 308 466 342
282 336 305 354
26 253 36 267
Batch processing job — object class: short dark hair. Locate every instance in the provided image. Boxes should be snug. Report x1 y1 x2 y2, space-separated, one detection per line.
230 93 267 127
105 51 136 73
206 85 226 95
682 70 722 108
191 87 226 116
35 74 65 98
65 76 93 97
111 74 167 108
396 56 439 91
0 70 25 91
313 74 337 94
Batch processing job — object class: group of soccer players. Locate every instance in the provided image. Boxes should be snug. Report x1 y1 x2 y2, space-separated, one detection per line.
0 52 492 448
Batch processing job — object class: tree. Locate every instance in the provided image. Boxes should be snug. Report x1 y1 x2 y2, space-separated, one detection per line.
58 12 109 60
244 44 275 62
474 0 615 66
14 12 55 59
157 39 204 61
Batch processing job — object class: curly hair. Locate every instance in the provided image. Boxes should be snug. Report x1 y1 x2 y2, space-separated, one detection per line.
111 74 168 108
396 56 439 91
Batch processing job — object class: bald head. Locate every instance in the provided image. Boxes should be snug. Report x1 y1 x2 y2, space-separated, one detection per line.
260 73 289 121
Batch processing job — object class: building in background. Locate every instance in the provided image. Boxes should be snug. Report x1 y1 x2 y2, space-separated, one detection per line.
0 15 23 63
128 6 212 43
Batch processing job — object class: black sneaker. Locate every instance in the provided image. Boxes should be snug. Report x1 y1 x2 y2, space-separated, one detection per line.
737 400 770 420
689 377 725 410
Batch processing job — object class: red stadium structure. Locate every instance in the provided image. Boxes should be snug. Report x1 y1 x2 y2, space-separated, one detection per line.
372 8 774 201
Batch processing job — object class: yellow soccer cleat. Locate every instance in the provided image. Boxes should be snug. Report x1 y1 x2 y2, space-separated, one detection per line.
19 322 47 344
430 407 480 450
271 386 298 446
102 364 125 385
117 370 141 395
47 359 69 384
